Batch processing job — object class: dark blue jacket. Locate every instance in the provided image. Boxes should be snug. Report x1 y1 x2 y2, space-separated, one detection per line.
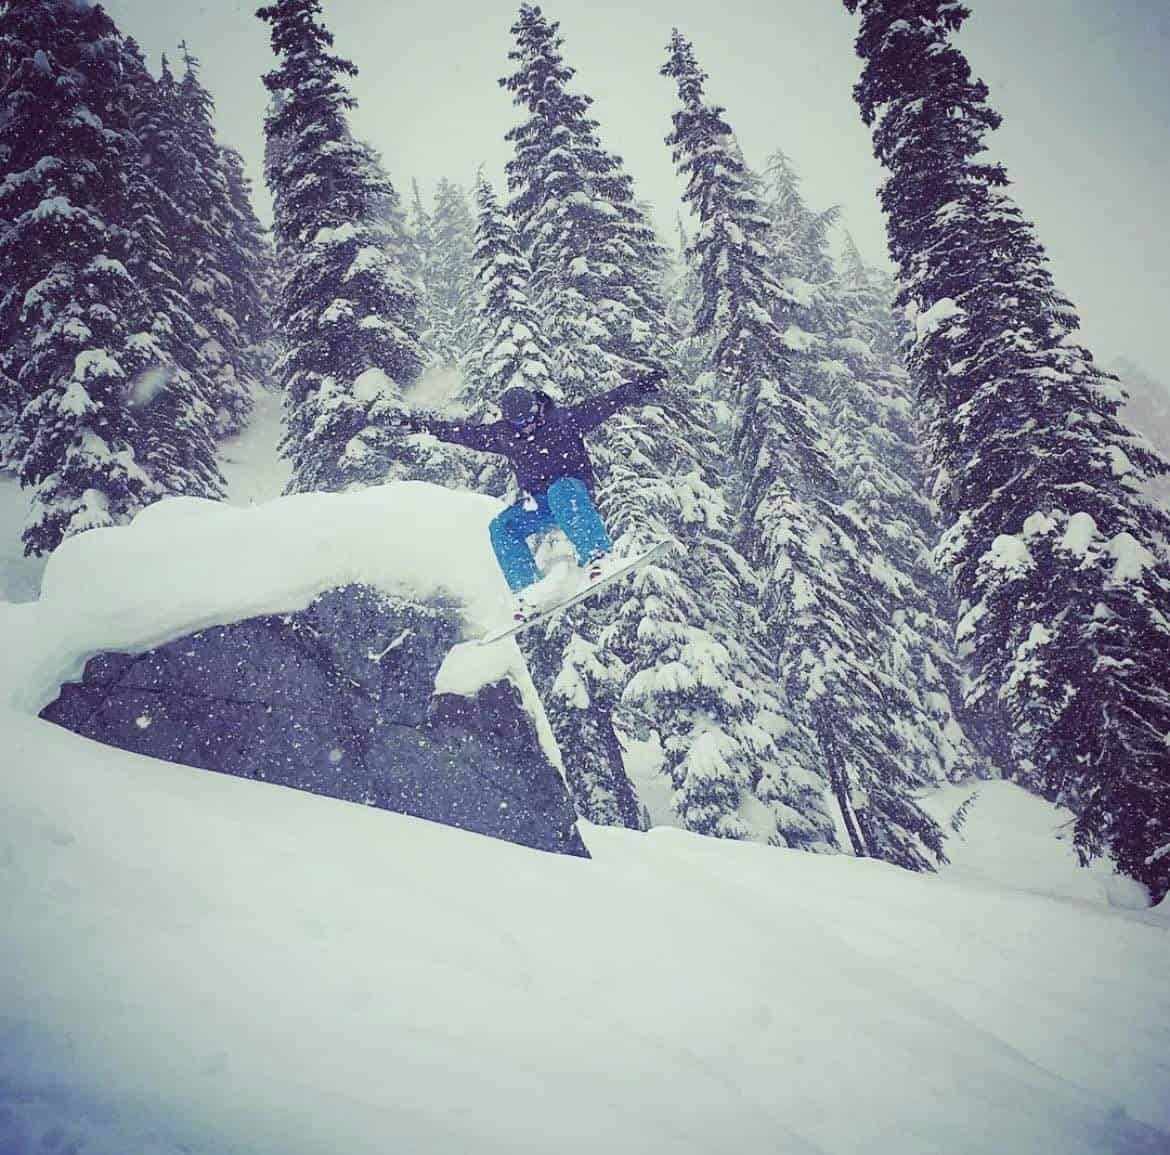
408 380 648 495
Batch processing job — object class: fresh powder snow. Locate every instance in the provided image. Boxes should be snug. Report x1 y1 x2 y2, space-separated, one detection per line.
0 473 46 603
2 719 1167 1155
2 477 1168 1155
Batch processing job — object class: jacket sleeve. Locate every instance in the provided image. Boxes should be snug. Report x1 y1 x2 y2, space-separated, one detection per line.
564 379 647 433
408 413 505 454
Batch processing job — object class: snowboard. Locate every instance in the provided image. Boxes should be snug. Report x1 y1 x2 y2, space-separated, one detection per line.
478 540 671 645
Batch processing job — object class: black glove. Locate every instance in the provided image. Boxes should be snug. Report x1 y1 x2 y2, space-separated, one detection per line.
634 366 668 393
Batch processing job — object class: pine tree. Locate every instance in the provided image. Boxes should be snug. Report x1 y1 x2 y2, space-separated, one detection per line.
463 174 552 496
501 8 815 846
174 45 257 435
761 155 990 789
663 30 946 868
258 0 429 491
836 233 994 784
467 175 555 406
407 178 435 354
219 144 275 394
844 0 1170 897
0 0 156 553
501 4 670 391
421 179 479 373
663 214 712 391
119 38 224 501
498 3 650 825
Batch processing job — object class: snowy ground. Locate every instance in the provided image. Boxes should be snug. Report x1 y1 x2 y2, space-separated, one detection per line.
0 472 46 603
3 719 1169 1155
218 386 292 506
2 403 1169 1154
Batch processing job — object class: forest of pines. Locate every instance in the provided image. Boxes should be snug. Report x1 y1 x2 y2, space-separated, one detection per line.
1 0 1166 900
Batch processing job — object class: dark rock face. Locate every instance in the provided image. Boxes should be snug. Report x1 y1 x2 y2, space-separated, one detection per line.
41 585 588 857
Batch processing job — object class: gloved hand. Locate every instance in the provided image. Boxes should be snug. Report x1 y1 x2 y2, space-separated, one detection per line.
634 365 668 393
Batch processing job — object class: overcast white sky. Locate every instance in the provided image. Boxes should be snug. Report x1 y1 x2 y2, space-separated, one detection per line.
104 0 1170 382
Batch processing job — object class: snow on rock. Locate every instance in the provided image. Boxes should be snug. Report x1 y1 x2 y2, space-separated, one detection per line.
435 640 561 772
434 639 516 699
0 482 512 715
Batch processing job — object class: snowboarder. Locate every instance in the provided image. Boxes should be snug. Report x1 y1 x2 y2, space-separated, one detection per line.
399 368 666 621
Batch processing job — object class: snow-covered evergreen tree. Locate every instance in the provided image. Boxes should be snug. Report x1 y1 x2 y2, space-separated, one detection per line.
120 37 224 501
761 155 990 789
219 144 275 396
498 3 652 825
258 0 429 491
459 174 552 496
835 232 995 784
421 179 479 373
500 8 816 847
501 4 669 391
406 178 435 353
0 0 156 553
845 0 1170 897
467 175 555 406
173 46 257 435
663 215 712 394
663 30 946 868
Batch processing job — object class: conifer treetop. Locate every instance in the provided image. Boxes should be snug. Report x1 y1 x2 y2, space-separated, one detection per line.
258 0 358 138
843 0 1170 899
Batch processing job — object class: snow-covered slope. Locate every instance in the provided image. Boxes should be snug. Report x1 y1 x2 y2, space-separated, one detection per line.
218 385 292 507
2 480 1168 1154
0 472 46 603
3 716 1168 1155
919 780 1152 911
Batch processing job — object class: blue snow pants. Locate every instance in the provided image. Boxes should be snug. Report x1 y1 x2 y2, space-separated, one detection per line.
490 476 612 592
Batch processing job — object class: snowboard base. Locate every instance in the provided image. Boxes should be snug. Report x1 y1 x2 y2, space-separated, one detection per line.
478 541 670 645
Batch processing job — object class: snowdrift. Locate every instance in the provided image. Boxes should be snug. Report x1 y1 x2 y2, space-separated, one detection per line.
2 482 1169 1153
0 482 536 719
2 722 1169 1155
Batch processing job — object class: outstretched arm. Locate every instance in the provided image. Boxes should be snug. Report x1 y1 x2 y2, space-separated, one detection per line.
399 410 505 455
566 368 667 433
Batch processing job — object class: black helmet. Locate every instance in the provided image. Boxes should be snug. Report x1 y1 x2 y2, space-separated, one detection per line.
500 385 539 427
